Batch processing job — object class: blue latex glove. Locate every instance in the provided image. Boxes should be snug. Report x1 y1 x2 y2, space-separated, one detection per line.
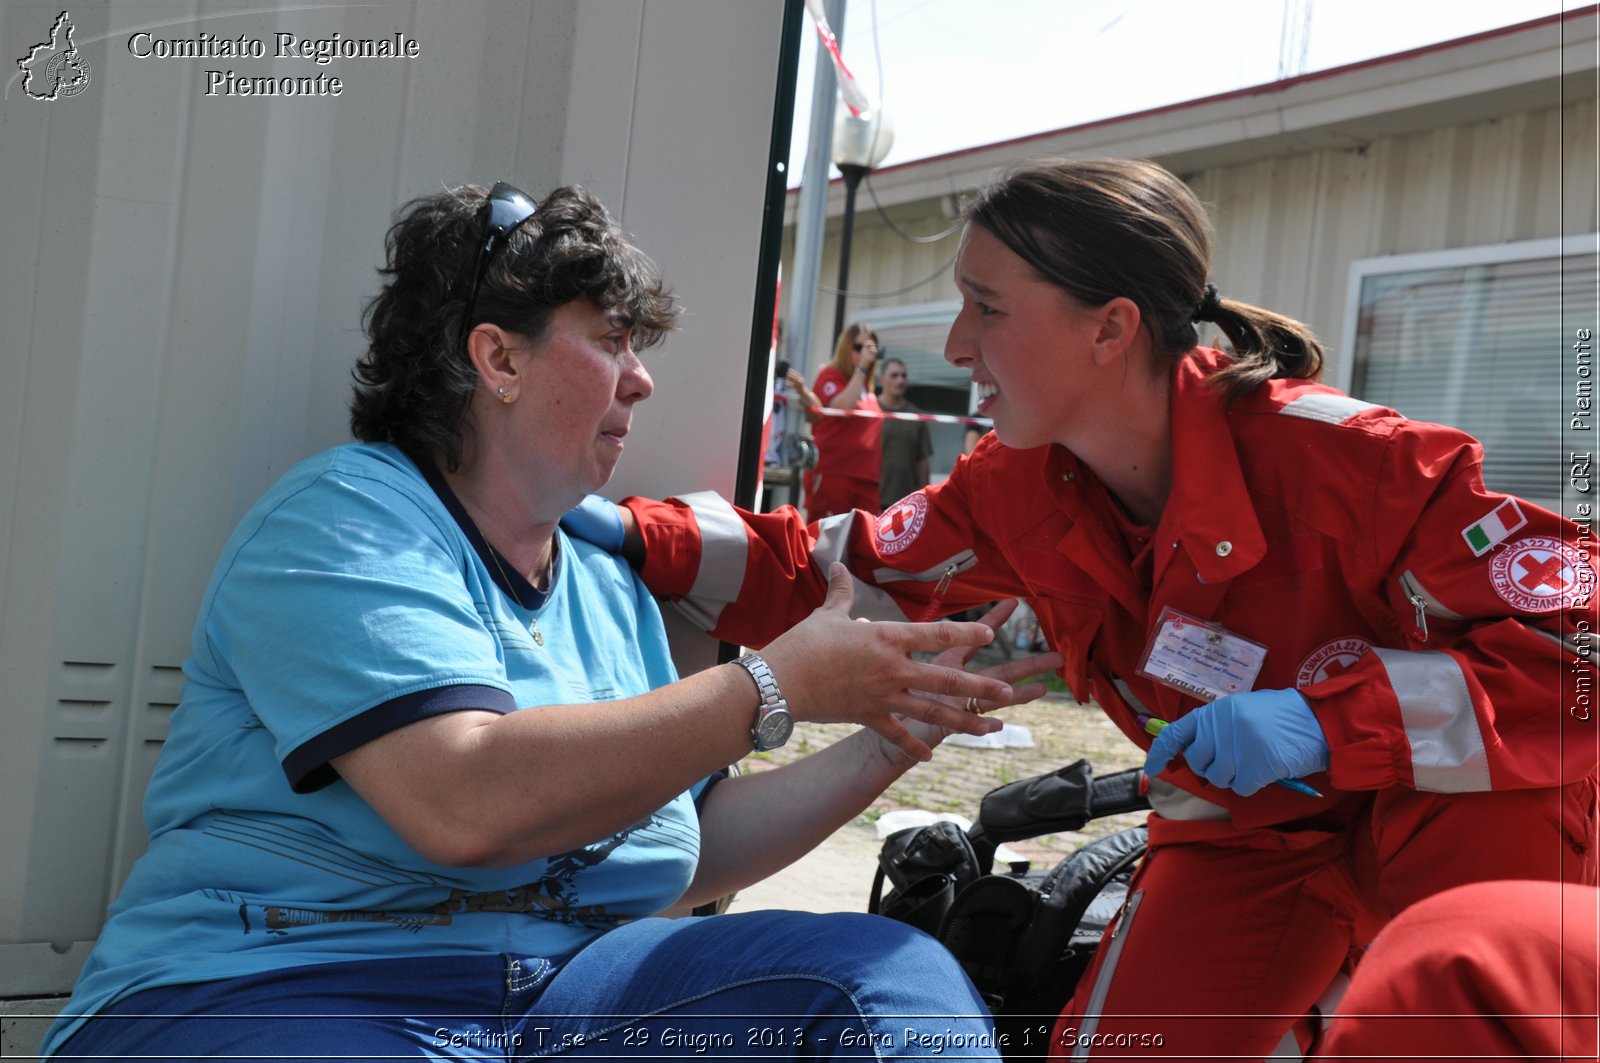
1143 689 1329 797
559 495 626 554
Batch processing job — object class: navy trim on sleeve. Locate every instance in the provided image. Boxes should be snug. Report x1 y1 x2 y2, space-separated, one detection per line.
693 769 730 811
284 683 517 794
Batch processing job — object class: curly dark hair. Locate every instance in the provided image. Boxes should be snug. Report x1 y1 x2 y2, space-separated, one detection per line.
351 183 678 469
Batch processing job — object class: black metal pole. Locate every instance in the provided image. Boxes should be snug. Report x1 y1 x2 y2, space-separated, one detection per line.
831 164 866 345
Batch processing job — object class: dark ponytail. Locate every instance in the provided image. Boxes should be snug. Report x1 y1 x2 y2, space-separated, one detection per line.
966 158 1324 401
1192 285 1324 401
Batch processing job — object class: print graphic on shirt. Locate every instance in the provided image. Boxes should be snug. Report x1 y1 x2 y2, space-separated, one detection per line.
432 824 640 929
203 813 446 889
212 814 653 934
261 903 452 934
875 492 928 555
1296 637 1374 688
1489 537 1596 613
212 890 450 937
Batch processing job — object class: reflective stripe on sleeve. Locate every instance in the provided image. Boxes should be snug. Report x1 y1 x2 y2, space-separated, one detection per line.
1278 394 1381 425
1372 647 1491 792
811 511 914 621
674 491 750 630
1521 618 1592 660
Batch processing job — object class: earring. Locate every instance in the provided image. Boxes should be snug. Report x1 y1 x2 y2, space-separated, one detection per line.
497 387 513 404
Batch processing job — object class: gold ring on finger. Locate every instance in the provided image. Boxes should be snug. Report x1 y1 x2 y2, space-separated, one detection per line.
965 696 982 715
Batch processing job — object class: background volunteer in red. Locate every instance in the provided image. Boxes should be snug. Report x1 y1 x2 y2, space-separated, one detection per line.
802 323 883 520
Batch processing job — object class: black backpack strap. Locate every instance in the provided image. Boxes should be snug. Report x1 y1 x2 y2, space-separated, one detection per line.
975 761 1152 845
936 875 1037 1008
1087 767 1150 820
976 759 1095 841
1009 826 1149 991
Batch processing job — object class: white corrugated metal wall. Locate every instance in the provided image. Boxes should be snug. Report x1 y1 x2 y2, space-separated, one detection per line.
787 94 1598 386
1195 97 1597 375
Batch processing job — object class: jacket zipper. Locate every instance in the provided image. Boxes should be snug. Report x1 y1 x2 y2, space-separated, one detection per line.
877 551 977 621
917 562 960 622
1399 569 1464 644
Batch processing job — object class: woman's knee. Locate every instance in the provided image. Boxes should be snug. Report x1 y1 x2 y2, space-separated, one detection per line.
556 911 968 992
537 911 992 1051
800 912 967 976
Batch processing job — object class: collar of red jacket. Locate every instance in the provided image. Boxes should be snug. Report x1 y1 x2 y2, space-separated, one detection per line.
1162 348 1267 585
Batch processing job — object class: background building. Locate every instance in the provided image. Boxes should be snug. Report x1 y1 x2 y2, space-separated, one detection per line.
784 9 1599 509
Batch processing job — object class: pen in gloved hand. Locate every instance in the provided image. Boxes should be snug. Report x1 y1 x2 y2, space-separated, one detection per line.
1138 714 1324 798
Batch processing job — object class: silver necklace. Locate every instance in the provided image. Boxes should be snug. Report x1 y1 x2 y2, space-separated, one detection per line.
463 510 556 647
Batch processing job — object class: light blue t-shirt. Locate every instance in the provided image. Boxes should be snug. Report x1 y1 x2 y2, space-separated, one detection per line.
45 444 702 1054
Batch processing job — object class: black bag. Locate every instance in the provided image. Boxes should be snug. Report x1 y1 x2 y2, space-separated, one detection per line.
869 761 1150 1058
947 824 1147 1020
868 818 983 934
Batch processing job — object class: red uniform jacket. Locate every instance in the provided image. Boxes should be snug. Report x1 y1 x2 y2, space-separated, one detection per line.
809 364 881 484
626 350 1598 830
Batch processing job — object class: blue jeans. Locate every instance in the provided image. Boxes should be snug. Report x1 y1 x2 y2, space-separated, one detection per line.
52 911 999 1059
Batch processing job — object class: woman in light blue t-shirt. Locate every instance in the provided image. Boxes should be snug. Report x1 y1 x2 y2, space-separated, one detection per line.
44 182 1059 1060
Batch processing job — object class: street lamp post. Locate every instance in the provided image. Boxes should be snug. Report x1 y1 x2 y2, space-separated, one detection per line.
830 108 893 345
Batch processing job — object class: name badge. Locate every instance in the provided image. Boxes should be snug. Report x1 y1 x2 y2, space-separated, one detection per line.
1137 607 1267 702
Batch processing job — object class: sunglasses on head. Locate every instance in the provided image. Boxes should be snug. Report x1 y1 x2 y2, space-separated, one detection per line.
459 181 539 349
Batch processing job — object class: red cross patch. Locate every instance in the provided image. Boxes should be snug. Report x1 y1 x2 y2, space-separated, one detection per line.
874 492 929 555
1296 636 1374 688
1489 537 1596 613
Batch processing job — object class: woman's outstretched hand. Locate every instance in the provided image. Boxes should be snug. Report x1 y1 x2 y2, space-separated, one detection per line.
891 598 1064 763
758 569 1063 763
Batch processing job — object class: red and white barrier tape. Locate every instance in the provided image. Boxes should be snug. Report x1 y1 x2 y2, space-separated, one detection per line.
811 405 992 428
804 0 871 116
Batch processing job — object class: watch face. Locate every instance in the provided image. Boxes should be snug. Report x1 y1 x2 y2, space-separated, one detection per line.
756 710 794 750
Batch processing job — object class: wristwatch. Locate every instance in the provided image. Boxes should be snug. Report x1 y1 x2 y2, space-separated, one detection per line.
732 652 794 751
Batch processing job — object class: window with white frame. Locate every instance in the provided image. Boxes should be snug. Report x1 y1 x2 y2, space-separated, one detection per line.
1341 236 1599 515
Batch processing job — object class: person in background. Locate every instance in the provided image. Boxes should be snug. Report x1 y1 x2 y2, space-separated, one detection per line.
802 323 882 520
577 157 1598 1058
40 181 1058 1060
764 359 821 468
760 359 821 513
876 356 934 509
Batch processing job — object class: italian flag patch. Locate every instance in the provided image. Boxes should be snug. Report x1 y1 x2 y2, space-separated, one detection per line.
1462 499 1528 557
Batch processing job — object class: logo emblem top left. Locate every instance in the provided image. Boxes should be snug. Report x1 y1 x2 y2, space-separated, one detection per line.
18 11 92 101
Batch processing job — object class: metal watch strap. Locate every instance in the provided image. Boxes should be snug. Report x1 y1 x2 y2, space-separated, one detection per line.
733 652 793 751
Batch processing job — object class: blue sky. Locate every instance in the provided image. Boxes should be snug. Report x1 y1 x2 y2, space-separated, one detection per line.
788 0 1575 178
